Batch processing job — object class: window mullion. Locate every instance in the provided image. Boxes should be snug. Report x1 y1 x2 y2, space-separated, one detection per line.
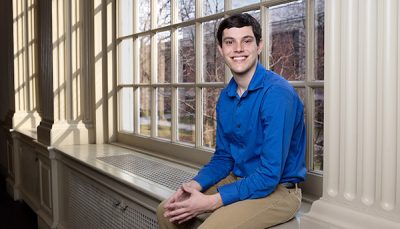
150 0 157 137
170 0 178 142
133 40 140 134
225 0 232 11
151 34 157 137
306 0 316 170
195 16 203 147
260 4 269 68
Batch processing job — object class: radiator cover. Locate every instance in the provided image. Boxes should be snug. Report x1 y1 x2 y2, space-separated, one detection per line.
97 154 196 191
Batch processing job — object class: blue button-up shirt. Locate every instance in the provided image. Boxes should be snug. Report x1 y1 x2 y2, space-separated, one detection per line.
193 63 306 205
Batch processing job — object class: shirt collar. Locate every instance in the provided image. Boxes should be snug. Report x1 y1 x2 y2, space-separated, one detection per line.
226 62 266 98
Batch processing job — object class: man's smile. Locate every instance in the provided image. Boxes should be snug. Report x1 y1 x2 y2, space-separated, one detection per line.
231 56 247 61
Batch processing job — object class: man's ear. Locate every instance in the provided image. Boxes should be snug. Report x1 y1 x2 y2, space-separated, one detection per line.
257 39 264 55
218 44 223 56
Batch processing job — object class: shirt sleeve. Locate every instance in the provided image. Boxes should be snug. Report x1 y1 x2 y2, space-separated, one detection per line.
193 98 235 192
217 86 300 205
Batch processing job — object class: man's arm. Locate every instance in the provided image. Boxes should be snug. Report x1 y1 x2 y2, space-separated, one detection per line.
192 99 234 191
218 86 304 205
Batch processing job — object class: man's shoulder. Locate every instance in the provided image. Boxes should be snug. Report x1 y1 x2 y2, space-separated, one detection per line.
262 70 293 90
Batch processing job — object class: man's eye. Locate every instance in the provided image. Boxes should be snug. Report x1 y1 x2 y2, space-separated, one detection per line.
244 39 253 43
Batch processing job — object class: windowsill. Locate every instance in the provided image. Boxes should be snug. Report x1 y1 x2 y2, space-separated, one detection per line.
55 143 314 228
11 128 38 140
55 143 194 201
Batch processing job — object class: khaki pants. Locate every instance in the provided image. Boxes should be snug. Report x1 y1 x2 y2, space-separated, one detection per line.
157 174 302 229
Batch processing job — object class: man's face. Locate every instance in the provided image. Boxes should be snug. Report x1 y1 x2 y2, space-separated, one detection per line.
218 26 263 77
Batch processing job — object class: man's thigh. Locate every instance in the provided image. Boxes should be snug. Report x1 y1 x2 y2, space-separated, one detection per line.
199 185 301 229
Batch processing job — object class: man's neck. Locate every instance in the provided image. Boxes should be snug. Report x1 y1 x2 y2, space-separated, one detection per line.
233 64 257 95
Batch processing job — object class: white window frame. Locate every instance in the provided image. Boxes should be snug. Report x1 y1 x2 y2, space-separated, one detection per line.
115 0 324 197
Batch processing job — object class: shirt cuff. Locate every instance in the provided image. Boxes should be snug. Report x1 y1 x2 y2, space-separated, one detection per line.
192 175 210 192
217 182 240 205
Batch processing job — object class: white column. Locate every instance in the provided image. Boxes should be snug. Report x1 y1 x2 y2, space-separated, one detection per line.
38 0 95 146
12 0 41 130
301 0 400 228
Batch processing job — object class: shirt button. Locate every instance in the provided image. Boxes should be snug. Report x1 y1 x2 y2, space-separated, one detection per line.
239 144 244 148
237 124 241 128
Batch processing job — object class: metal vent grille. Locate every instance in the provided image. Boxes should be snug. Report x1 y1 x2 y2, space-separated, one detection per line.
67 171 158 229
97 154 196 191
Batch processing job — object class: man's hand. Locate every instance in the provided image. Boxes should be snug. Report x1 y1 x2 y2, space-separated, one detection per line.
163 183 223 224
163 180 202 211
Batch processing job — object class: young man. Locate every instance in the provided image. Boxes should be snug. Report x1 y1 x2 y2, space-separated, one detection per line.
157 13 306 229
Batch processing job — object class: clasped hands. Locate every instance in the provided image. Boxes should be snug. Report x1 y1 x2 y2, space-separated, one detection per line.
163 180 223 224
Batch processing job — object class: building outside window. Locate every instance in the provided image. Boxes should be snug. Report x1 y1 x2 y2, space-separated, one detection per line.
117 0 324 196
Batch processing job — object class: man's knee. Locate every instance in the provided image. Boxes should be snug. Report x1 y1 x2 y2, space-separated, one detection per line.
157 200 167 219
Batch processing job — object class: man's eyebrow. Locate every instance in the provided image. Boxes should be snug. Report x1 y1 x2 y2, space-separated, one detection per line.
222 35 255 41
242 35 255 39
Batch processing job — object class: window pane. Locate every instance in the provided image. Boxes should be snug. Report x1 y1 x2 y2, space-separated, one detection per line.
138 0 150 32
295 87 306 103
295 87 307 126
158 31 171 83
157 87 171 139
203 88 222 148
119 87 133 132
139 36 151 84
139 87 151 136
178 88 195 144
245 9 260 24
313 88 324 171
203 19 225 82
118 38 133 84
315 0 325 80
204 0 224 16
269 1 306 81
179 0 195 22
232 0 259 9
118 0 133 37
158 0 171 27
178 26 196 83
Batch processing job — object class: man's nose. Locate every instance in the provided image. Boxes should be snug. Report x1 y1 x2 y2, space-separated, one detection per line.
234 42 244 52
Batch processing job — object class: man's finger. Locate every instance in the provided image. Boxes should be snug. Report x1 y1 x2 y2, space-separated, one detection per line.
168 199 189 210
165 206 188 218
181 183 195 193
164 188 184 208
169 212 191 223
178 214 195 224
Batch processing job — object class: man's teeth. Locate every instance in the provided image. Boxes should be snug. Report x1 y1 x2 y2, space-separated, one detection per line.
233 56 246 60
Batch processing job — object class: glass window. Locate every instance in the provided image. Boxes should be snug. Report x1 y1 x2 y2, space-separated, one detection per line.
313 88 324 171
116 0 325 186
178 87 195 144
204 0 224 16
119 87 133 133
157 87 172 139
138 0 151 32
232 0 259 9
118 38 133 84
118 0 133 36
269 1 306 81
158 0 171 27
315 0 325 80
178 26 196 83
179 0 195 22
139 36 151 84
139 87 151 136
158 31 172 83
203 88 222 148
203 19 224 82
